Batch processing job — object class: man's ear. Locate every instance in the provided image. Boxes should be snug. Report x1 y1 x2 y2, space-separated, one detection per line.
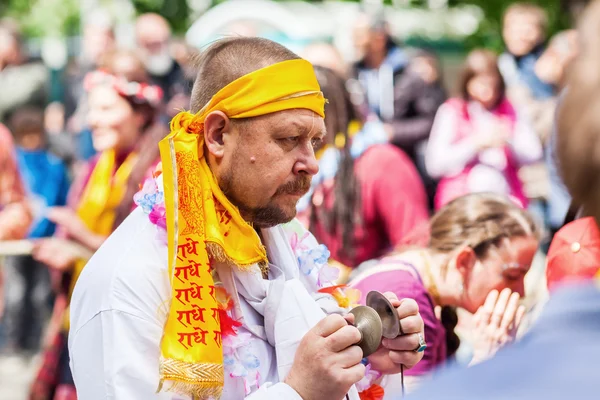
204 111 231 159
455 246 477 278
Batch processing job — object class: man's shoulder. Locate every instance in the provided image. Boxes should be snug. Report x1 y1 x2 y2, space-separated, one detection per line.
83 207 167 281
70 208 170 331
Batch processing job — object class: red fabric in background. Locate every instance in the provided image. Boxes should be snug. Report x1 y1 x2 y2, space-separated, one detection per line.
309 144 429 268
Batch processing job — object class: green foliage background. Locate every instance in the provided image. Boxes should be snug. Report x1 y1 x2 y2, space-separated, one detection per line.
0 0 583 49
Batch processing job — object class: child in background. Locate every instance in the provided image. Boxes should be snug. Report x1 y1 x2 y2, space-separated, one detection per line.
2 107 69 355
426 50 542 210
499 3 554 102
11 107 70 238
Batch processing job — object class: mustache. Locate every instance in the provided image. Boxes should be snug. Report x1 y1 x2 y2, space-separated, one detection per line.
275 176 312 196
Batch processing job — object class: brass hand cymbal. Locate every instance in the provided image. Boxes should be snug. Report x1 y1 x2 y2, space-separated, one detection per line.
348 290 400 357
349 305 382 357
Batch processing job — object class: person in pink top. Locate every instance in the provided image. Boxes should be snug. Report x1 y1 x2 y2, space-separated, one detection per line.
426 50 543 210
350 193 539 397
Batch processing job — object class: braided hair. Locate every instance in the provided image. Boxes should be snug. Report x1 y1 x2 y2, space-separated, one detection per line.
309 66 363 265
428 192 539 357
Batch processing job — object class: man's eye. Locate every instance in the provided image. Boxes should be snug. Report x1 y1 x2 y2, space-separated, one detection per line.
311 137 324 148
279 137 299 144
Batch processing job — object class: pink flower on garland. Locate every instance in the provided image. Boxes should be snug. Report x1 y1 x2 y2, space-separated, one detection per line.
356 363 382 393
149 203 166 230
134 177 167 244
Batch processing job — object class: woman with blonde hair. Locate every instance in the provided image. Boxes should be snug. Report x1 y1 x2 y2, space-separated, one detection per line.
350 193 539 396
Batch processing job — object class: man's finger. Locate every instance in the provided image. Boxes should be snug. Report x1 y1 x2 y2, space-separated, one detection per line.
334 344 364 368
341 362 367 384
388 349 423 370
382 333 421 352
344 313 355 326
398 314 423 335
314 314 349 338
326 325 362 353
396 298 419 319
383 292 400 308
500 292 521 331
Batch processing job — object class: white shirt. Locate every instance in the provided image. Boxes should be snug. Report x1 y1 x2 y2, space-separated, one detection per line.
68 208 306 399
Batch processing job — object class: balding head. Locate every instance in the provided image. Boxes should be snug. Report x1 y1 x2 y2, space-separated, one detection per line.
135 13 174 76
135 13 171 49
190 37 300 112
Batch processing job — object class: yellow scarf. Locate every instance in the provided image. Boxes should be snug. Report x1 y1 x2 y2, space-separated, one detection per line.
63 149 137 330
158 59 325 398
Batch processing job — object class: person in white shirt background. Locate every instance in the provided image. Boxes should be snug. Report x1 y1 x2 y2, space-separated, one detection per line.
68 36 426 400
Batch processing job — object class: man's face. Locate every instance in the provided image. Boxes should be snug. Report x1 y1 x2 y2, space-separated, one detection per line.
136 21 173 76
214 109 325 228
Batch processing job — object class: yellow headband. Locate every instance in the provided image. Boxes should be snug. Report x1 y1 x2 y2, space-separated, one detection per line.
157 59 325 398
174 58 325 134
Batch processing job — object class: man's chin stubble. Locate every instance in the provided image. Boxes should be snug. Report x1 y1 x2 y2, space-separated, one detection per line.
241 206 296 229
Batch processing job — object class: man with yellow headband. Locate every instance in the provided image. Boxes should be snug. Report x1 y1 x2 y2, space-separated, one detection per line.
68 37 425 400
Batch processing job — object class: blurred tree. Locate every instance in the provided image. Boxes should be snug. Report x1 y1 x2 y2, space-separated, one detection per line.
0 0 80 37
0 0 589 42
132 0 190 34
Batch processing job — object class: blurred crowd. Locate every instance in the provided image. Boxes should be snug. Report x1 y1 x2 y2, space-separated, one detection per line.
0 1 593 399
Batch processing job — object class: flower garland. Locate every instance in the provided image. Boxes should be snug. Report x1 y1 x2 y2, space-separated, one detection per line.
289 225 384 400
356 363 384 400
135 175 383 398
84 69 164 107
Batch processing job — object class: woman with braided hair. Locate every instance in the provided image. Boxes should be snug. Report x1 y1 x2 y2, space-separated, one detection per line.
298 65 429 270
350 193 539 396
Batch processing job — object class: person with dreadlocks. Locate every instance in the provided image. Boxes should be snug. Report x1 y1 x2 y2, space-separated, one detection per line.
298 65 429 270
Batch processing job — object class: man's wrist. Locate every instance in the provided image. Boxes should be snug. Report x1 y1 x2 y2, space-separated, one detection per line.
281 377 306 400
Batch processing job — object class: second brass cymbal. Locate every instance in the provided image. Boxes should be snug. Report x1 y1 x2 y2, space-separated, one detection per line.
366 291 400 339
349 305 383 357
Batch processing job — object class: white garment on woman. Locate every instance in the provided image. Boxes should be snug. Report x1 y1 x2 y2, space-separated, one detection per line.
425 101 543 182
68 207 360 400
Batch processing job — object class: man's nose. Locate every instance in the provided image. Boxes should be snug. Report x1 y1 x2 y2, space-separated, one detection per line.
293 144 319 176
